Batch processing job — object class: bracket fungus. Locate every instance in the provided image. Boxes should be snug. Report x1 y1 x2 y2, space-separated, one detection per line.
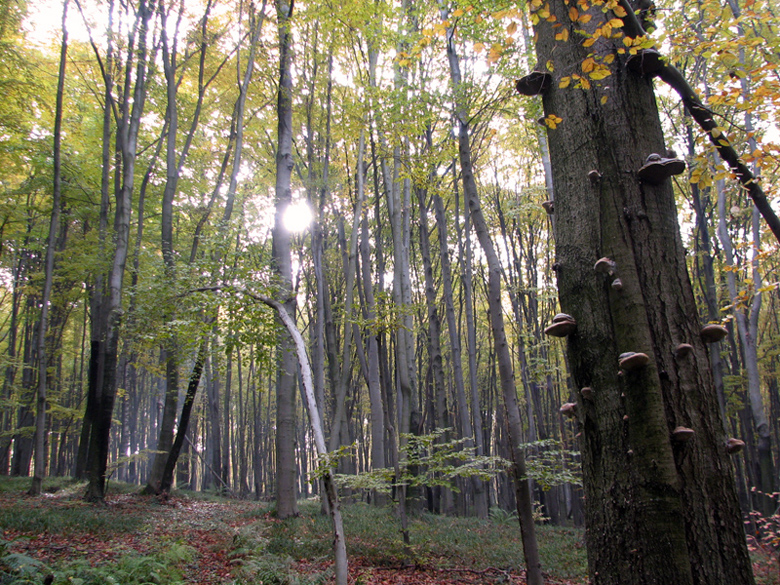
625 48 664 77
619 351 650 371
700 324 728 343
611 278 623 291
545 313 577 337
588 169 602 183
515 71 552 96
541 200 554 214
671 426 695 443
580 387 594 401
560 402 577 418
674 343 694 358
726 438 745 454
637 153 686 185
594 257 617 275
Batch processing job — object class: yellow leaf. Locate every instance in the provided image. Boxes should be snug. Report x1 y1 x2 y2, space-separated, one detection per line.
617 47 625 54
608 18 624 27
604 54 615 63
613 5 627 16
589 69 611 80
452 8 465 17
488 45 503 64
601 95 608 104
399 59 410 67
507 21 518 35
544 114 563 129
546 60 555 72
473 42 485 53
569 7 579 20
578 13 592 23
623 36 633 46
583 37 597 47
475 15 484 23
582 57 596 72
555 28 570 41
559 76 572 88
580 77 591 89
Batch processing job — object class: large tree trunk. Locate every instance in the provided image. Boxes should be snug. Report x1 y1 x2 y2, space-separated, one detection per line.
533 0 755 582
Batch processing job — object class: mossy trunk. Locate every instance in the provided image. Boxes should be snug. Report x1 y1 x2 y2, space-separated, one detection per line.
534 1 755 583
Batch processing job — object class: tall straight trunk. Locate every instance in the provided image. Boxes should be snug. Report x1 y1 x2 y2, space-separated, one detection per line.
433 191 488 518
328 129 366 453
359 215 386 473
30 0 68 496
716 178 772 510
85 0 154 502
686 124 728 424
272 0 298 519
533 0 755 581
75 0 116 481
416 179 453 515
443 13 543 583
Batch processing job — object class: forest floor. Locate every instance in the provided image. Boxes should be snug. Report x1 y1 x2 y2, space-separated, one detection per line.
0 477 776 585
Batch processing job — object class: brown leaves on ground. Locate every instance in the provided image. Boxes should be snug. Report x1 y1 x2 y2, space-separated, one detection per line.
1 487 581 585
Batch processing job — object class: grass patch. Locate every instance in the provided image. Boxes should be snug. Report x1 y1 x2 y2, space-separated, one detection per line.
241 500 587 579
0 480 145 536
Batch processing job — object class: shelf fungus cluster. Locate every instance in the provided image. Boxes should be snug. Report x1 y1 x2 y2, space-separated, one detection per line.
594 257 622 291
726 438 745 454
541 200 554 214
700 324 728 343
581 387 594 401
619 351 650 371
560 402 577 418
545 313 576 337
672 426 695 443
637 153 686 185
515 71 552 96
674 343 694 358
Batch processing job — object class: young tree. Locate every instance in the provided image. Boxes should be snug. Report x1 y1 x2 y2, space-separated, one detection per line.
528 0 756 581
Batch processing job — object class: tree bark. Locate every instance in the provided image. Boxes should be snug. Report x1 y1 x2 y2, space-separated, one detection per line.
272 0 299 519
443 11 544 583
30 0 68 497
533 0 755 581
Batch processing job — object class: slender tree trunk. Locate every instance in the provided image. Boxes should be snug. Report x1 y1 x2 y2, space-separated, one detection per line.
85 0 154 502
443 13 543 583
273 0 299 519
30 0 68 497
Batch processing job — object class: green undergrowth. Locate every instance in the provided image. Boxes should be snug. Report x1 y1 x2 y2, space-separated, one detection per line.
0 478 144 535
0 538 194 585
238 499 587 581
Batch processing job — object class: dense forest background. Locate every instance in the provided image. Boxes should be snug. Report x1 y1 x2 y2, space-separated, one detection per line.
0 0 778 528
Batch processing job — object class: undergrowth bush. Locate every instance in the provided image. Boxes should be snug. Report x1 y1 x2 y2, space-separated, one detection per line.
0 539 194 585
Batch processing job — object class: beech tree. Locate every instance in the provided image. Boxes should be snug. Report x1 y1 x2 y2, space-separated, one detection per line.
526 0 756 581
